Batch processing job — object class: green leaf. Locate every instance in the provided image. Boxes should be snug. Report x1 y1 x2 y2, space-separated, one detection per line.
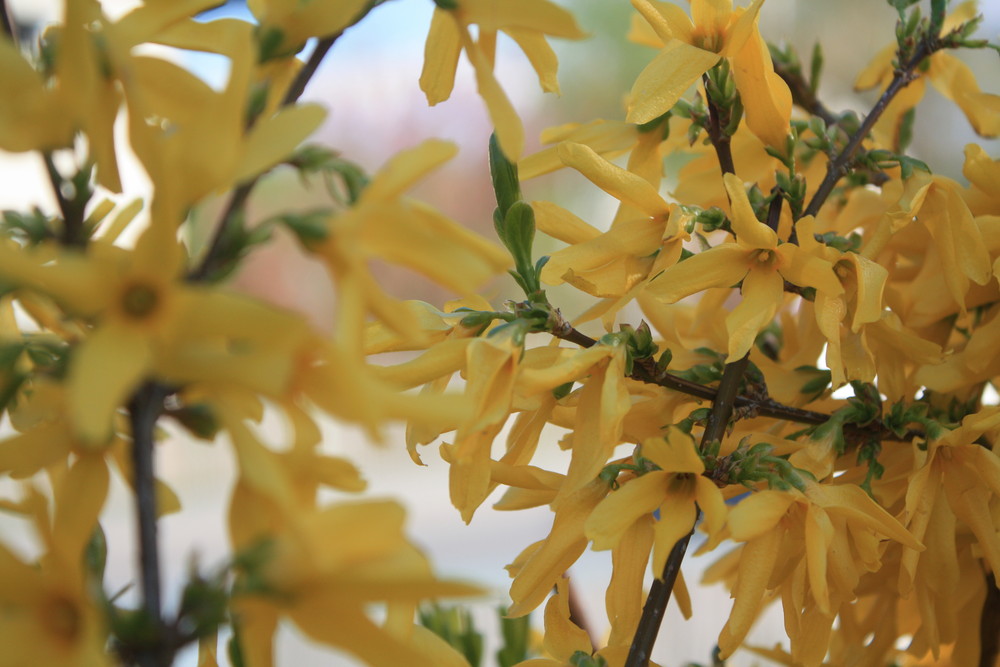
809 42 823 94
497 609 531 667
276 209 331 245
489 132 521 218
503 202 536 269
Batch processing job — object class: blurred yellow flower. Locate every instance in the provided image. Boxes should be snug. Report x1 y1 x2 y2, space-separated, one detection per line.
420 0 586 159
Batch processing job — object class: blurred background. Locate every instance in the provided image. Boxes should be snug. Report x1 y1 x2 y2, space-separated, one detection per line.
0 1 997 665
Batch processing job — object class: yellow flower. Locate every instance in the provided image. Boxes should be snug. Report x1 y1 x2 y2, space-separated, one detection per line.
538 142 689 300
585 429 727 576
230 497 482 667
444 332 521 523
0 227 311 444
646 173 842 359
628 0 792 147
719 481 922 662
0 459 111 667
508 479 610 617
314 139 510 356
420 0 586 159
248 0 369 56
855 1 1000 139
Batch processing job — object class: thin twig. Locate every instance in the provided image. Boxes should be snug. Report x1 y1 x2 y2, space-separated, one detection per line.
43 152 87 247
702 75 735 176
623 84 753 667
980 572 1000 667
802 38 935 218
127 382 170 667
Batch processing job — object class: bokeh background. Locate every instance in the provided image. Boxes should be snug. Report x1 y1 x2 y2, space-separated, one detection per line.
0 1 998 665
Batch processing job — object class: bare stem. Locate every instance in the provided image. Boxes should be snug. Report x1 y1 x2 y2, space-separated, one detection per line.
43 152 87 247
127 382 170 667
802 38 935 219
980 572 1000 667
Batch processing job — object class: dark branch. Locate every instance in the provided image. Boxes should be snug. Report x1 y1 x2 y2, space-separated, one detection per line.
772 59 838 127
802 37 936 218
127 382 170 667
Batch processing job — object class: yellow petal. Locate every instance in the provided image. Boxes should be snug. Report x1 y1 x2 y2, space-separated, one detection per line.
928 52 1000 137
420 9 462 105
532 201 602 245
52 453 109 562
557 142 671 218
235 103 327 183
651 492 697 574
723 173 777 248
725 267 783 360
631 0 693 45
70 324 152 445
504 28 560 93
606 517 654 647
804 504 833 615
627 39 721 124
717 528 782 658
462 0 586 39
585 471 669 551
645 243 749 303
461 30 524 160
363 139 458 203
731 30 792 148
542 577 592 660
643 430 704 474
728 490 796 541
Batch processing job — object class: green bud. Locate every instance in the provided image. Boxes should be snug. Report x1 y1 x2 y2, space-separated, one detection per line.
502 200 537 280
489 132 521 218
809 41 824 94
433 0 460 8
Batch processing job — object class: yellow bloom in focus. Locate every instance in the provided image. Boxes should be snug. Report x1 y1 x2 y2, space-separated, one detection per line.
585 429 726 576
628 0 792 148
646 173 842 360
445 332 521 523
538 142 689 302
855 1 1000 139
420 0 586 159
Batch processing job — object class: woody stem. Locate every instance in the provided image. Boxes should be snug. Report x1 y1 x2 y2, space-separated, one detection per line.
127 382 170 667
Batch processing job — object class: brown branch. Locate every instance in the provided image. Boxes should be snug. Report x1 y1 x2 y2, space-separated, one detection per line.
127 382 170 667
980 571 1000 667
703 74 735 176
802 37 936 219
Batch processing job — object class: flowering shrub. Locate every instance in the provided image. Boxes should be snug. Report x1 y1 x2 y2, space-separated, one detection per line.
0 0 998 666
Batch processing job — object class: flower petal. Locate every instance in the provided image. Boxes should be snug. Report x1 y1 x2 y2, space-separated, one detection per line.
70 324 152 445
645 243 750 303
627 39 721 124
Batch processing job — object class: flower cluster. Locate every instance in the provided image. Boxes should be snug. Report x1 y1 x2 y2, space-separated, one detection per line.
0 1 998 667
